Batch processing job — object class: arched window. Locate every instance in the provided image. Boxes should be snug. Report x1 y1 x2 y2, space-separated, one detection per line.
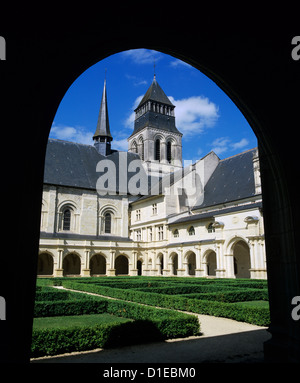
140 137 144 160
208 222 215 233
155 139 160 161
63 209 71 231
173 229 179 237
104 212 111 233
167 141 172 163
132 141 138 153
188 226 195 236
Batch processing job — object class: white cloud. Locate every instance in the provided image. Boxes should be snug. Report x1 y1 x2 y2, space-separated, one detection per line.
123 95 143 130
169 96 219 137
170 59 192 69
210 137 249 156
50 124 94 145
123 95 219 138
125 74 148 86
231 138 249 150
211 137 231 155
112 138 129 151
121 49 162 65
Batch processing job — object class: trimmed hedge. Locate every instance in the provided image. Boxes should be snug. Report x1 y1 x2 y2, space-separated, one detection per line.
32 287 200 357
178 289 269 303
62 281 270 326
32 320 164 357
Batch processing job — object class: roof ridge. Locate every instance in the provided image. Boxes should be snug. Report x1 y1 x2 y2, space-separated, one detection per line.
220 147 257 162
48 138 94 148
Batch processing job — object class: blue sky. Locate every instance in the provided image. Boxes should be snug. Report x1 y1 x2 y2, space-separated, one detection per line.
50 49 257 162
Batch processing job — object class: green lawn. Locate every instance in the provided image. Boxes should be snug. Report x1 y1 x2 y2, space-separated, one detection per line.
33 313 133 330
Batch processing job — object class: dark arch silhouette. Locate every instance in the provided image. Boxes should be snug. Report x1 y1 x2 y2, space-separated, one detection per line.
1 6 299 363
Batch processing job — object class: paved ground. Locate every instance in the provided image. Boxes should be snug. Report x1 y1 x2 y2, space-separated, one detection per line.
31 312 271 363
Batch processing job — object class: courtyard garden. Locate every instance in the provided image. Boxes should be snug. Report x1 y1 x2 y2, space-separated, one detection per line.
32 277 269 358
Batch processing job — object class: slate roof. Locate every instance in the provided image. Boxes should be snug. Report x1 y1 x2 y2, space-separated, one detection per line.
135 76 174 110
130 76 182 137
131 112 181 137
43 138 151 192
170 201 262 225
193 148 257 210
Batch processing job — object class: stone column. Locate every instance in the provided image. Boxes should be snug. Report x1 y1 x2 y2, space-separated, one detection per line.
82 249 91 277
54 249 64 277
195 246 204 277
163 250 169 276
107 250 116 276
177 247 185 276
224 254 235 278
215 242 226 278
130 250 138 276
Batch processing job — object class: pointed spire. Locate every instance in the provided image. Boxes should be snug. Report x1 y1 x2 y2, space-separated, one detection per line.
93 78 112 140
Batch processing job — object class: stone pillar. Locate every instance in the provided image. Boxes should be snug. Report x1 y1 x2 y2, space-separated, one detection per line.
160 141 167 164
195 246 204 277
107 250 116 276
215 242 226 278
130 250 138 276
176 247 185 276
225 254 235 278
54 249 64 277
82 249 91 277
163 250 170 276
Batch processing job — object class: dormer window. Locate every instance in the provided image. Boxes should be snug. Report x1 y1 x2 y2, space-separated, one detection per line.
188 226 195 236
208 222 215 233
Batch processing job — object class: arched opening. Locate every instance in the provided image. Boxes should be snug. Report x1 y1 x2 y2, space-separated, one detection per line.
233 240 251 278
167 141 172 163
139 137 144 161
206 251 217 276
90 254 106 276
25 39 299 364
171 253 178 275
187 252 196 276
37 253 53 276
137 260 142 276
115 255 129 276
104 212 112 234
157 253 164 275
155 139 160 161
63 253 81 276
62 208 71 231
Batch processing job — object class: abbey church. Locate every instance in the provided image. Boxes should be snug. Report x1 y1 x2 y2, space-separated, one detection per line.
38 75 266 279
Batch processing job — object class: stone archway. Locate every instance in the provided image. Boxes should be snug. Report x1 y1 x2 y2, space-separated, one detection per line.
90 254 106 276
206 251 217 277
37 252 54 276
170 253 178 276
186 252 196 276
4 15 299 363
63 253 81 276
233 240 251 278
115 255 129 276
157 253 164 275
137 260 142 276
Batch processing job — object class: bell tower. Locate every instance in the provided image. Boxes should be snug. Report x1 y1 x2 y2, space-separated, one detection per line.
128 75 183 175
